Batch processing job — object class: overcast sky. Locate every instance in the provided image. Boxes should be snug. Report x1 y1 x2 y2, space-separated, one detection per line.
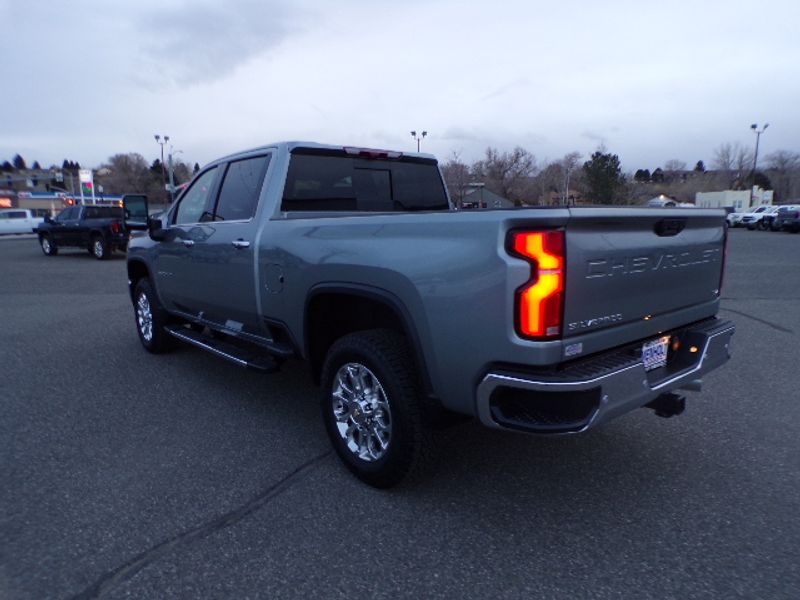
2 0 798 172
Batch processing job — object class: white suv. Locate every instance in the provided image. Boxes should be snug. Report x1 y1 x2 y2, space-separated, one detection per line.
742 205 780 229
727 205 770 228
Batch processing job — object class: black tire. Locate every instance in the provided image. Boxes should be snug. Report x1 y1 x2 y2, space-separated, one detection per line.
320 329 434 488
91 235 109 260
132 279 174 353
40 235 58 256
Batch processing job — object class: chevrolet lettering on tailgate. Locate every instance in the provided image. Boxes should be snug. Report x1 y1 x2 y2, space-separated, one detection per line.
586 247 721 279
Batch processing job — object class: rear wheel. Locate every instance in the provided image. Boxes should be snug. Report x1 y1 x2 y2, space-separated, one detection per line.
133 279 173 353
40 235 57 256
320 329 433 488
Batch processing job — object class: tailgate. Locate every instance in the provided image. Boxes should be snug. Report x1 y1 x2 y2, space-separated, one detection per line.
562 208 725 337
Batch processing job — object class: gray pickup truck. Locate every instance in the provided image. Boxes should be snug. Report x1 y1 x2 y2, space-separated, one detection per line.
123 142 735 487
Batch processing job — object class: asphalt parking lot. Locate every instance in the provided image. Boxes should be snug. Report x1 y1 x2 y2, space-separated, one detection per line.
2 228 799 599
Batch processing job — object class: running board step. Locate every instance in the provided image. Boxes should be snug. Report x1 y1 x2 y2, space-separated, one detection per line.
165 326 280 372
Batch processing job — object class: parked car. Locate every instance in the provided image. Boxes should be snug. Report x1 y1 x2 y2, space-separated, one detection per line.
35 205 128 259
0 208 44 235
773 206 800 233
744 205 780 230
123 141 734 488
727 205 770 228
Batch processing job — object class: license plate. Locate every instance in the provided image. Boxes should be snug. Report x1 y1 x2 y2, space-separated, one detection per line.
642 336 670 371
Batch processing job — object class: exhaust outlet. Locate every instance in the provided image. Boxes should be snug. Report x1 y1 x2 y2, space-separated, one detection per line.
646 392 686 418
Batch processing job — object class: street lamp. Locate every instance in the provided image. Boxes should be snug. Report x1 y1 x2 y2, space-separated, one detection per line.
410 130 427 152
154 134 169 197
750 123 768 207
168 147 183 203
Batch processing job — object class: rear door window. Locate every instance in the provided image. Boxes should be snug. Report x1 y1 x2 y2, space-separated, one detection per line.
213 155 270 221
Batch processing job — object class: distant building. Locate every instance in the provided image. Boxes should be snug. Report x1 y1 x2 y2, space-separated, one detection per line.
461 184 514 209
695 187 773 211
538 189 583 206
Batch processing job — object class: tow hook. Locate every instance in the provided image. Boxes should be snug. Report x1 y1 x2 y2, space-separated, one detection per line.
646 392 686 418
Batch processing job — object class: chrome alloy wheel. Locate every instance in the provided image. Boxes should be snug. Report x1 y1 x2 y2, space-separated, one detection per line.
136 292 154 342
93 239 104 258
332 363 392 462
41 238 51 253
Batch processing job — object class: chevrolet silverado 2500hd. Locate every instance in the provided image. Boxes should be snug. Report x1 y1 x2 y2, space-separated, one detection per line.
123 142 735 487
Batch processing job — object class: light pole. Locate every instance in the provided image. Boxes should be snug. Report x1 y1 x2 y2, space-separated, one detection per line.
410 130 427 152
154 134 169 198
168 147 183 203
750 123 768 207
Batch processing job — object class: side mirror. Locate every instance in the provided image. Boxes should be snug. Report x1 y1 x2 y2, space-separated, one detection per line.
122 194 149 231
148 216 169 241
44 215 53 224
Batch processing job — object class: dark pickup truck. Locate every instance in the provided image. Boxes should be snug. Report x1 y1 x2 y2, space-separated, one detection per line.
36 205 128 259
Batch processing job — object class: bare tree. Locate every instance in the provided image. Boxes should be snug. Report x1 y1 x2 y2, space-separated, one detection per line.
472 146 537 204
440 151 471 208
560 151 581 204
765 150 800 201
532 161 562 205
664 159 687 172
173 161 194 186
96 153 166 203
713 142 753 189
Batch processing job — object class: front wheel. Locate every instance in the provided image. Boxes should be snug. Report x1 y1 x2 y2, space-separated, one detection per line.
133 279 174 353
320 329 433 488
40 235 58 256
91 236 109 260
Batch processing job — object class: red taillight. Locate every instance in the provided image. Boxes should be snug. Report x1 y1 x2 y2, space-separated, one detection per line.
110 222 121 234
511 231 565 338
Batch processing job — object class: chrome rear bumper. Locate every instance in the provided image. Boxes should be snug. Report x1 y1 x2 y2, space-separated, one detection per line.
476 319 735 433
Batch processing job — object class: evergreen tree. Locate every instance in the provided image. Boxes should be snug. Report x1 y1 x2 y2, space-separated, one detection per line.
13 154 26 170
694 160 706 172
32 160 42 170
753 172 772 190
582 150 626 204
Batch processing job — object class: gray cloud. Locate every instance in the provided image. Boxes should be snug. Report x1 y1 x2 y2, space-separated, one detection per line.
581 130 607 146
136 0 304 85
480 78 531 102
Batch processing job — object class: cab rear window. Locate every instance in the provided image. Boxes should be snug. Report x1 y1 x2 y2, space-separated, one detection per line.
282 151 448 212
84 207 123 219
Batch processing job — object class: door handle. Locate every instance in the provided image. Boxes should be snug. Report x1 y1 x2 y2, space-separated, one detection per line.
231 240 250 249
182 239 195 247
